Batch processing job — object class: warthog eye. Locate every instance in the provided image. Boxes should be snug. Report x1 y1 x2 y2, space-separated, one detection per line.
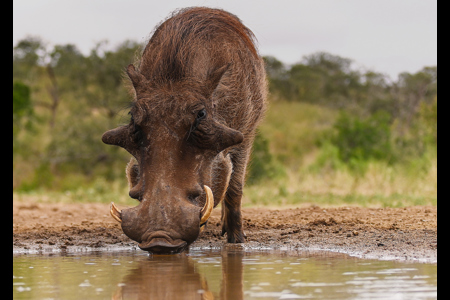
132 125 143 144
190 108 207 134
196 108 207 120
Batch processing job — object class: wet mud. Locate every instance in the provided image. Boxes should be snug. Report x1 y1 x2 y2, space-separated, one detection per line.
13 202 437 262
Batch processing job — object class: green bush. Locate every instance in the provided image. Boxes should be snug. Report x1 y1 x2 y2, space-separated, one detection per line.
13 81 33 138
309 141 346 173
333 111 393 164
17 163 54 192
247 132 286 185
419 97 437 145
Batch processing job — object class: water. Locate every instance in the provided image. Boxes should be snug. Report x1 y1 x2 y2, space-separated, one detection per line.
13 248 437 299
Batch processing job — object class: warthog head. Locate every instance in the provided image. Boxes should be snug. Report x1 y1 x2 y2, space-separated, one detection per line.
102 65 243 254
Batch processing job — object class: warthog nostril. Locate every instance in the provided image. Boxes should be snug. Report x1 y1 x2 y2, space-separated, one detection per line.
187 186 203 205
187 192 201 205
129 185 143 201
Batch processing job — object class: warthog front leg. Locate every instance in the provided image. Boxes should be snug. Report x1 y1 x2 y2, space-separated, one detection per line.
211 153 233 207
221 146 249 243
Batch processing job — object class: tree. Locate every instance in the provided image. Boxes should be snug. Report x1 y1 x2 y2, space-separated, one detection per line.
85 40 141 118
287 64 323 102
361 71 395 116
13 81 33 145
13 36 46 79
50 44 88 90
396 66 437 129
302 52 353 74
275 52 364 107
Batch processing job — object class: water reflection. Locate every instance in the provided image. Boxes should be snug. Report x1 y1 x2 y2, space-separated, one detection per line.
112 254 215 300
113 249 244 300
13 248 437 300
220 249 244 300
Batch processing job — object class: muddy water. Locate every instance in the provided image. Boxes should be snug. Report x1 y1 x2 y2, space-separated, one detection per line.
13 248 437 300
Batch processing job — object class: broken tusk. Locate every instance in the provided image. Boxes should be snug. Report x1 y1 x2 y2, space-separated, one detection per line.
110 202 122 223
200 185 214 225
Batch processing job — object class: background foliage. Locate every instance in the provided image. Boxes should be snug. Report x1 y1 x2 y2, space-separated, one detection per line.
13 37 437 207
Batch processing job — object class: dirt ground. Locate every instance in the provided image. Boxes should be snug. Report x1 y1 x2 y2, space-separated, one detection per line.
13 202 437 263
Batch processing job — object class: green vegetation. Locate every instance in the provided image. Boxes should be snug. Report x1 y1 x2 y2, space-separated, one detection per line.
245 102 436 208
13 37 437 207
13 81 34 148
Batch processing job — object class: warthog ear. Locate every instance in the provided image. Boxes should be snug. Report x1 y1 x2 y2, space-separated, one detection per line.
192 120 243 151
126 64 147 90
102 125 139 157
190 117 243 151
102 125 128 147
214 121 244 151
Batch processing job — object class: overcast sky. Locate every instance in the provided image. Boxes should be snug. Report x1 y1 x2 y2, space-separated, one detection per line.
13 0 437 80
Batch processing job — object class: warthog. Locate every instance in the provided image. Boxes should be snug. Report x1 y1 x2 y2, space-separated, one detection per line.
102 7 267 254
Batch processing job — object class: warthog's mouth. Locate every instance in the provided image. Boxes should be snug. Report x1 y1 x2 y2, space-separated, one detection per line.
139 232 188 254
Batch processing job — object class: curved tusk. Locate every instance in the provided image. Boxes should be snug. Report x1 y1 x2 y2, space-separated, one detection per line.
200 185 214 225
110 202 122 223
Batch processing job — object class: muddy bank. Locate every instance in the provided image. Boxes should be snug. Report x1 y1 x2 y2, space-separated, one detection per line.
13 202 437 263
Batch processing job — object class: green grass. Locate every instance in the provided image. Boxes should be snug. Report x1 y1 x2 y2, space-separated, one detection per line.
259 100 336 166
13 177 136 206
243 167 437 208
243 190 436 208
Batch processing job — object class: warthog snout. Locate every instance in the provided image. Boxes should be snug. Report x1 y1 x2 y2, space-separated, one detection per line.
110 186 214 254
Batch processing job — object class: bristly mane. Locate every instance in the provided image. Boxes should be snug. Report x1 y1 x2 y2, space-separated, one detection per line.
138 7 259 84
